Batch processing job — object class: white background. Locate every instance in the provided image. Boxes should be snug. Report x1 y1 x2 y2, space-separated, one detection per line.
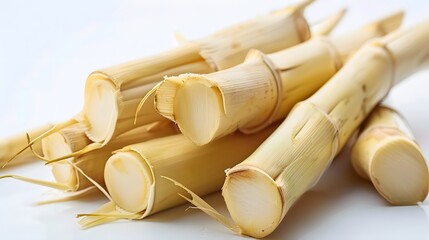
1 0 429 239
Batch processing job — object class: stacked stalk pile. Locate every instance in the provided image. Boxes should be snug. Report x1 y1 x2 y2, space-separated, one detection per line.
78 123 279 228
1 122 177 195
173 19 429 238
76 12 399 228
1 2 428 239
154 12 403 145
2 0 346 203
9 0 328 165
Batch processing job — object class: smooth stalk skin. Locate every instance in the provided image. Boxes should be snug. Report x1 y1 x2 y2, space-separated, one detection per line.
155 12 403 145
83 0 314 148
0 124 53 167
79 123 279 228
220 19 429 238
41 122 178 191
351 106 429 205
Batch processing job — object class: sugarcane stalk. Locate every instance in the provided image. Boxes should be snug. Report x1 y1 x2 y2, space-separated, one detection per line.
42 122 92 189
351 105 429 205
82 0 314 147
217 19 429 238
8 0 324 166
154 12 403 145
0 124 53 168
77 122 280 228
1 122 177 193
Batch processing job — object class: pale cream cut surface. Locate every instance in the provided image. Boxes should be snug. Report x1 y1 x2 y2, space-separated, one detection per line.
42 123 91 190
105 152 152 213
351 106 429 205
174 80 223 144
223 167 282 238
44 133 78 188
372 139 428 204
84 80 119 144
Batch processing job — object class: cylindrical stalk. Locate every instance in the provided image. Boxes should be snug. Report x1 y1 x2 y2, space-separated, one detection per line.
11 1 345 165
83 1 314 148
42 123 91 189
155 12 403 145
351 105 429 205
0 124 53 167
80 123 279 227
39 122 178 191
221 19 429 238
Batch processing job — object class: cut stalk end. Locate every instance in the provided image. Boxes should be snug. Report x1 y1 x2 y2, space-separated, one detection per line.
84 78 119 144
42 132 77 189
223 168 283 238
351 106 429 205
104 151 153 213
370 137 429 205
174 78 223 145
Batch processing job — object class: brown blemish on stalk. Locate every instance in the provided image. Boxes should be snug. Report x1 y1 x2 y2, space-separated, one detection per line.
353 114 361 121
231 42 241 50
336 118 346 129
361 97 368 116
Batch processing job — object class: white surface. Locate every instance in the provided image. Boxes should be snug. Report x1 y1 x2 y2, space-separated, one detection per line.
1 0 429 239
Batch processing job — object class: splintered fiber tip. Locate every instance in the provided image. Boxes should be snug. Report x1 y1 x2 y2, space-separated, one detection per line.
223 168 283 238
157 74 223 146
294 0 315 10
273 0 314 14
311 8 347 36
375 11 405 34
370 137 429 205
